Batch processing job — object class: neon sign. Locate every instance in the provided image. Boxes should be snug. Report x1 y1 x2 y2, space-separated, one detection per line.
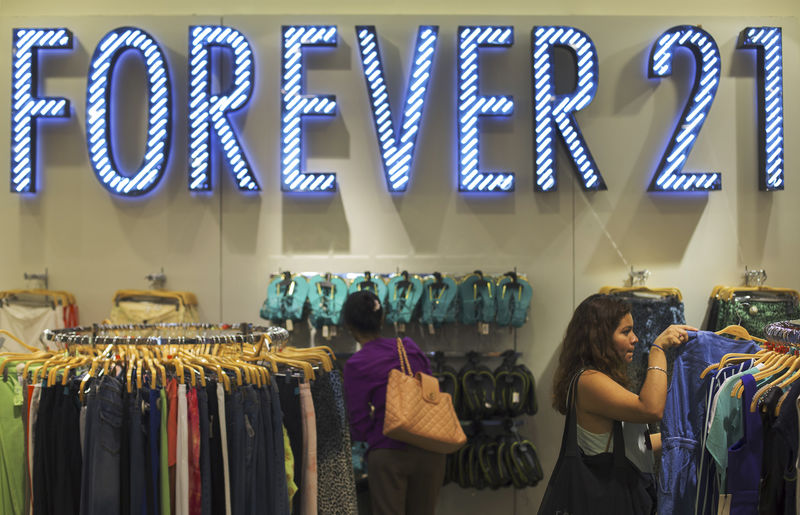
281 25 338 192
188 25 259 192
9 23 787 197
648 25 721 192
356 25 439 192
86 27 171 196
11 28 72 193
456 25 515 192
738 27 784 191
532 26 605 192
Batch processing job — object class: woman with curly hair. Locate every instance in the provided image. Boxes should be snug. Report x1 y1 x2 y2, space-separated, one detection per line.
549 294 696 509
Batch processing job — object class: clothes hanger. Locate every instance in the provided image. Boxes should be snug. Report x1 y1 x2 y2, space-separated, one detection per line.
0 329 41 353
718 286 800 302
601 286 683 302
732 351 794 399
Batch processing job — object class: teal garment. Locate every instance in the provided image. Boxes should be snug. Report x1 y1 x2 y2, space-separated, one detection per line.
714 298 800 339
705 367 759 489
458 273 497 325
260 275 286 321
385 274 424 324
419 276 459 325
495 275 533 328
347 276 388 304
306 275 349 328
259 274 310 322
0 360 26 515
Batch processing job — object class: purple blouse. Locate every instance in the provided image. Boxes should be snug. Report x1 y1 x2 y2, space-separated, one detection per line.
343 336 432 451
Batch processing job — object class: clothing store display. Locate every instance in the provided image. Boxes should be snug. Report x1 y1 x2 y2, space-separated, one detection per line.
299 381 318 515
0 304 60 352
659 331 761 514
383 338 466 454
0 324 356 515
418 274 459 327
0 359 26 515
385 273 424 325
306 275 349 330
347 274 388 304
537 370 654 515
260 274 310 325
310 371 357 515
726 374 762 514
458 272 496 325
495 273 532 328
705 286 800 339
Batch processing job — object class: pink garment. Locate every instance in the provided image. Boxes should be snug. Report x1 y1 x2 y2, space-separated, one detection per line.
187 388 202 515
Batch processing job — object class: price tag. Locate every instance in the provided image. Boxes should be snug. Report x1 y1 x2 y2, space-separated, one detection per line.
479 322 490 335
285 319 294 331
322 326 330 339
428 324 435 335
512 392 520 404
398 323 406 333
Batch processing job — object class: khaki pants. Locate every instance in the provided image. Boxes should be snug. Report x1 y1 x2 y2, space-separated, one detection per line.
367 446 446 515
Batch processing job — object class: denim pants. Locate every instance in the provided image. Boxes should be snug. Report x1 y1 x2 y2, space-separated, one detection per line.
128 389 147 515
242 385 264 515
196 386 212 515
80 374 124 515
226 387 246 515
659 332 761 514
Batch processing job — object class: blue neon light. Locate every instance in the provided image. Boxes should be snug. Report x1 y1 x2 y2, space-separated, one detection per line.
188 25 259 192
532 26 605 192
356 25 439 192
281 25 338 192
11 28 73 193
85 27 171 196
457 26 515 192
738 27 784 191
648 26 721 192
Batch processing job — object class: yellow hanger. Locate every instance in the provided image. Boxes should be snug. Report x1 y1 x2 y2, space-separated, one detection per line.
0 329 40 353
699 349 767 379
715 325 766 343
718 285 800 302
733 352 794 398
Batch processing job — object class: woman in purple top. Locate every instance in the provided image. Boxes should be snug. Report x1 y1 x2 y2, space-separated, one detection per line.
342 290 446 515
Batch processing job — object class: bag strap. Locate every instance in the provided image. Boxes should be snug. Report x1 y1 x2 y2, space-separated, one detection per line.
562 368 626 466
395 337 413 376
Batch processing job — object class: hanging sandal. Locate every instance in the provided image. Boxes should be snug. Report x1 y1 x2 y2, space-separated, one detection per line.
460 352 496 419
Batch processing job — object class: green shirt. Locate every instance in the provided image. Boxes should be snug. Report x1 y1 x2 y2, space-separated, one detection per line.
0 358 27 515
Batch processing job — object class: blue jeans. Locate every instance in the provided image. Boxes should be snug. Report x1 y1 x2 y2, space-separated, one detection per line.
225 387 246 515
659 332 761 514
242 385 263 514
80 375 124 515
128 389 146 515
196 387 212 515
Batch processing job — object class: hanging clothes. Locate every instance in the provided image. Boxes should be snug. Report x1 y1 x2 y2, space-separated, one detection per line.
658 331 761 515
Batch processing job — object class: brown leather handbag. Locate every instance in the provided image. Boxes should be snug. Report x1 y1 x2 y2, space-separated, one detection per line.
383 338 467 454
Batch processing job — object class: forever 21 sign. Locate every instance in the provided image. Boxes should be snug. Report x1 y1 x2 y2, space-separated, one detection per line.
9 24 784 196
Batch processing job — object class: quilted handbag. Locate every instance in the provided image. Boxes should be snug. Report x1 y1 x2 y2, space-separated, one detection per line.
383 338 467 454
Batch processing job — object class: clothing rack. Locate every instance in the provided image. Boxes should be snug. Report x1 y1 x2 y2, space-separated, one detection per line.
43 323 289 347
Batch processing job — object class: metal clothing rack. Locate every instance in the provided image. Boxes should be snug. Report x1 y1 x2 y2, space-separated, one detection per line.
44 323 289 348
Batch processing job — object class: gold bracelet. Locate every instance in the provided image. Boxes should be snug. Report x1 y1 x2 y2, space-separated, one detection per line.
647 366 667 375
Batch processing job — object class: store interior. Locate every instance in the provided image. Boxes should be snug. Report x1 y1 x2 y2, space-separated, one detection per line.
1 0 799 512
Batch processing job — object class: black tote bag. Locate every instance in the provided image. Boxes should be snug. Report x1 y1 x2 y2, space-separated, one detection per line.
537 371 654 515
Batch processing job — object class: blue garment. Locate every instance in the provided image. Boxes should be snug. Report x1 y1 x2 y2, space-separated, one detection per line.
196 387 212 515
225 387 246 515
727 374 762 515
127 389 146 515
695 361 754 515
658 331 761 515
80 375 124 515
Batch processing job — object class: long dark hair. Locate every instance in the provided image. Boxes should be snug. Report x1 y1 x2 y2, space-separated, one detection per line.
552 294 632 415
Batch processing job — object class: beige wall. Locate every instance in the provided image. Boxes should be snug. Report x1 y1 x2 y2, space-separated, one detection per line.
1 2 798 513
1 0 799 16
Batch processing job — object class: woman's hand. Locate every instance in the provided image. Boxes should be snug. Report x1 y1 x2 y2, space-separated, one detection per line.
653 324 698 349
